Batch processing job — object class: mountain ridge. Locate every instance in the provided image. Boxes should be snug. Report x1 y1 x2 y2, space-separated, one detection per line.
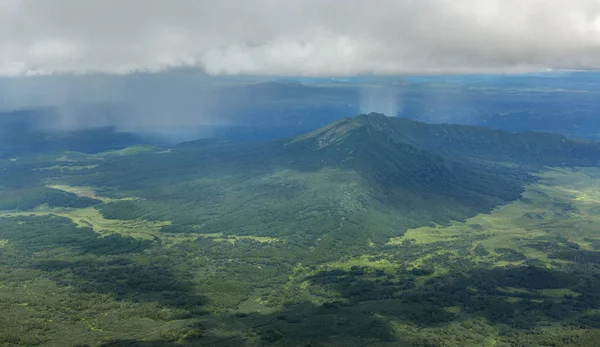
4 112 599 249
289 112 600 167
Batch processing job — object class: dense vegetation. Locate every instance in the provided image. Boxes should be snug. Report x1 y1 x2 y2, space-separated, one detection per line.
0 114 599 346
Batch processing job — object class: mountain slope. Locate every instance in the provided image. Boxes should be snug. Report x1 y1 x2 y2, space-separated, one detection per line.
288 112 600 167
4 113 599 254
26 114 590 251
3 119 600 344
274 113 600 243
286 113 600 205
348 113 600 167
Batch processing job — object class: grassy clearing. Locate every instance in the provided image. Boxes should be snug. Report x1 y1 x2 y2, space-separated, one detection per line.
317 255 396 273
163 232 280 244
37 164 99 171
0 191 281 244
0 207 170 240
93 145 157 157
388 167 600 265
51 145 157 163
0 207 281 244
55 151 101 162
46 184 136 203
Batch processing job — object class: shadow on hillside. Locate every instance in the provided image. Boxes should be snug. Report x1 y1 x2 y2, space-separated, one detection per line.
0 215 154 257
13 217 600 345
98 266 600 347
76 233 155 256
549 248 600 264
97 263 600 346
98 301 405 347
308 264 600 330
100 336 247 347
33 257 206 308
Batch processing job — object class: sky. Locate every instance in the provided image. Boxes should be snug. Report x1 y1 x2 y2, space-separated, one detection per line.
2 0 600 76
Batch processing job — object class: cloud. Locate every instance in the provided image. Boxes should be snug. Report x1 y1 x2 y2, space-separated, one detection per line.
359 86 402 117
0 72 224 142
2 0 600 76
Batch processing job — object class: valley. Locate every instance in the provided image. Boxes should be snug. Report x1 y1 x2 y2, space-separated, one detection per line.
0 114 599 346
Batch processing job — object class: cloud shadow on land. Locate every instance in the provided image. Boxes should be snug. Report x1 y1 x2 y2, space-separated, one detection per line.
96 261 600 346
33 257 206 309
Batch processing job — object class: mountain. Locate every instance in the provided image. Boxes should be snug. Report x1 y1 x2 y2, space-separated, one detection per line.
2 113 600 346
268 113 598 242
3 112 599 250
291 112 600 168
7 113 593 251
285 114 528 218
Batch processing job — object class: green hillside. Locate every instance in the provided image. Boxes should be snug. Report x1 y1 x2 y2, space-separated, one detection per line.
350 113 600 167
0 114 599 346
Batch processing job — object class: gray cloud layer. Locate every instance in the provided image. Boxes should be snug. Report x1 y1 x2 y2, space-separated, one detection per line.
2 0 600 76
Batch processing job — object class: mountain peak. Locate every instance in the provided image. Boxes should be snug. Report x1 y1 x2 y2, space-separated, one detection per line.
287 116 363 149
288 112 600 168
287 112 397 149
356 112 389 121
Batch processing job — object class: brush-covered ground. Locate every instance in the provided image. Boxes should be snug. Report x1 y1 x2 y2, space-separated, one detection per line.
1 115 600 346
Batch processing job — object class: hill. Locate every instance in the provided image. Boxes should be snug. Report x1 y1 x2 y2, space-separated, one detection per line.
292 112 600 166
1 113 600 346
5 113 597 251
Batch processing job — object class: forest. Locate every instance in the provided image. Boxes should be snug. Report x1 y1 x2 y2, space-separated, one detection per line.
0 114 599 346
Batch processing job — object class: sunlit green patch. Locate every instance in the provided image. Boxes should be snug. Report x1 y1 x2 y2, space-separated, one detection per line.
0 239 8 248
443 306 462 314
220 235 280 244
0 207 170 240
505 297 523 303
47 184 137 203
37 164 99 171
0 206 282 246
173 233 281 245
387 167 600 270
497 286 529 295
94 145 157 157
539 288 580 298
316 255 397 274
55 151 100 162
53 145 159 162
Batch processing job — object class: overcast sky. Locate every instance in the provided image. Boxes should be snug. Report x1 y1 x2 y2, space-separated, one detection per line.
2 0 600 76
